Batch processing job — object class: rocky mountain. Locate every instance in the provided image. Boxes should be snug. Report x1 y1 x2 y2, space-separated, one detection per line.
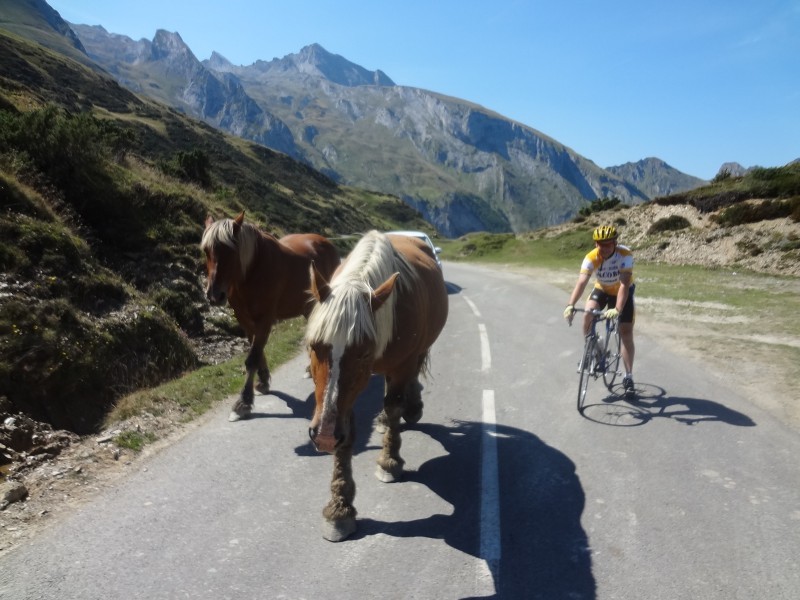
70 24 299 157
72 27 655 236
716 161 752 177
605 157 707 199
15 1 706 236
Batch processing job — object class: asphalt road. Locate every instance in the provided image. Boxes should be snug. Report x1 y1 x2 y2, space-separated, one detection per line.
2 262 799 599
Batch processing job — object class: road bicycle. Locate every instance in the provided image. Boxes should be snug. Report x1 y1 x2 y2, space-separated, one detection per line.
570 308 622 412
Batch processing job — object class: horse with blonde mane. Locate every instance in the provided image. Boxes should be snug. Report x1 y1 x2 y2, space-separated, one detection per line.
201 212 340 421
306 230 448 541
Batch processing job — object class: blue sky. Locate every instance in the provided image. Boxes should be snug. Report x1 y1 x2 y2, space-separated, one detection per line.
50 0 799 180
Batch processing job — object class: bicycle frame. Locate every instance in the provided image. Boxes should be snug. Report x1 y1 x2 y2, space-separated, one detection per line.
572 308 622 412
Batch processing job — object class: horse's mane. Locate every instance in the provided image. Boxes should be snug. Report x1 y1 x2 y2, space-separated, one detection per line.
306 230 416 358
200 219 261 277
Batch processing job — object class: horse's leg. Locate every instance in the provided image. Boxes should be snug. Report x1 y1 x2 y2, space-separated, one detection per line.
374 375 391 434
322 431 357 542
255 324 273 394
229 330 268 422
402 352 429 424
402 378 424 425
255 350 270 394
375 377 408 483
375 358 425 431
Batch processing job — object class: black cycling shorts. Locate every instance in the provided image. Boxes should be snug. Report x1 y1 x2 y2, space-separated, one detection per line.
588 284 636 323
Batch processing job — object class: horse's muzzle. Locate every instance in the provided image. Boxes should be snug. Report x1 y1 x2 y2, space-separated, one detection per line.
309 426 340 454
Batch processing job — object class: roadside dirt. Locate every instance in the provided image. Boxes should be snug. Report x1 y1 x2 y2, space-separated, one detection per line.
2 201 798 557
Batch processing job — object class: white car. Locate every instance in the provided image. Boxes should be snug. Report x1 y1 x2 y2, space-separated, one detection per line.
387 230 443 269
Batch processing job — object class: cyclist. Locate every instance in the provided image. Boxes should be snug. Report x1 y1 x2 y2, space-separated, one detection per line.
564 225 636 397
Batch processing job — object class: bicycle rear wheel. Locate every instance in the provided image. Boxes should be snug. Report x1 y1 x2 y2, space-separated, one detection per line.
602 322 622 390
577 335 597 412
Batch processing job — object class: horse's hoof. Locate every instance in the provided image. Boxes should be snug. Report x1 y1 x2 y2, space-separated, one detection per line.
228 404 252 422
402 406 423 425
322 517 357 542
255 381 270 394
375 464 402 483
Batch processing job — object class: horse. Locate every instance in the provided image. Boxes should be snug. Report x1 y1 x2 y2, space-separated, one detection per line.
201 211 340 422
305 230 449 541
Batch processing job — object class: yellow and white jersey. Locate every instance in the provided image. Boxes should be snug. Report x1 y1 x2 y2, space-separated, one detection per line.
580 244 634 295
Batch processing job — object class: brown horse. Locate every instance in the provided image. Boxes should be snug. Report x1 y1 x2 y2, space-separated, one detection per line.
201 212 340 421
306 230 449 541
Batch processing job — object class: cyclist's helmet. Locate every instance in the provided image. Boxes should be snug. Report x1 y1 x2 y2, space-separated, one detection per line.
592 225 618 242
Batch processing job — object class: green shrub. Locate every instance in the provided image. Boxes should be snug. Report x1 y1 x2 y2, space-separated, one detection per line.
158 149 212 188
712 169 733 183
0 298 197 434
115 430 158 451
149 286 204 334
0 105 128 194
712 197 800 227
578 196 622 217
648 215 691 234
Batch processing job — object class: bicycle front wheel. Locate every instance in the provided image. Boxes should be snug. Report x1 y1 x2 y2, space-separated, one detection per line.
603 323 622 390
577 335 597 412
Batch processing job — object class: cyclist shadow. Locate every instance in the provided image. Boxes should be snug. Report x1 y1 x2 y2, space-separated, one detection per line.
583 382 756 427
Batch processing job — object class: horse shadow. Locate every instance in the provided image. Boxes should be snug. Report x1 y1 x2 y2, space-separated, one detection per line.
280 371 593 596
244 389 315 421
351 418 595 599
582 382 756 428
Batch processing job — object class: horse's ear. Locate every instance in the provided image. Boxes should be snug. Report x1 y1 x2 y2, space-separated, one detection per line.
205 215 214 229
234 211 245 226
309 262 332 303
371 272 399 313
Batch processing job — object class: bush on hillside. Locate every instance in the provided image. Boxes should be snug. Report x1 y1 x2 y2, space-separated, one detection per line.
159 149 212 188
0 296 197 434
653 164 800 215
0 105 131 194
712 197 800 227
578 196 622 217
648 215 691 234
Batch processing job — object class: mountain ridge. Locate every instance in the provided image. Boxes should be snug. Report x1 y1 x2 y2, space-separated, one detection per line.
7 1 712 235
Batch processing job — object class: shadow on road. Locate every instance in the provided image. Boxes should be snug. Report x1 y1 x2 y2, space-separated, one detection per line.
244 389 315 421
581 382 756 427
281 371 596 597
353 418 596 599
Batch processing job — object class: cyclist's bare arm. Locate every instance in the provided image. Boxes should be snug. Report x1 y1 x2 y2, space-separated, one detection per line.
567 272 592 307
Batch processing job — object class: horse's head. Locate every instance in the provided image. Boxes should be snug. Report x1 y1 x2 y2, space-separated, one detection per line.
306 263 398 454
201 212 246 305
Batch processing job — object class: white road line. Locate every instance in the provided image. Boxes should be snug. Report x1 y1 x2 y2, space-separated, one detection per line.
464 294 500 594
478 388 501 594
478 323 491 371
463 295 482 318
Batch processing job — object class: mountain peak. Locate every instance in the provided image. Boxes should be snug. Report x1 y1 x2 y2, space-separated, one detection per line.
292 43 395 87
207 51 234 71
151 29 195 61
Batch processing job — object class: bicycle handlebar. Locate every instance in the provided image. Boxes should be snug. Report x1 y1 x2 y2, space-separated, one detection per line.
572 308 611 318
566 307 617 327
